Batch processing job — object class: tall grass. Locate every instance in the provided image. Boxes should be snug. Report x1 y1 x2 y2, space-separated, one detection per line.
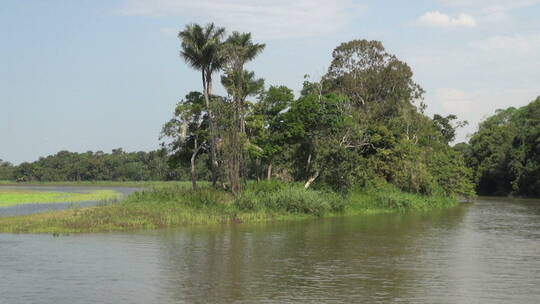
235 181 344 216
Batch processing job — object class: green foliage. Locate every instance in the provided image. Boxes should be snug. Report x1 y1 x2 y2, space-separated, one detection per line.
173 32 475 198
178 22 228 187
0 159 14 180
322 39 424 106
246 86 295 179
463 97 540 196
433 114 468 144
178 23 226 75
160 91 211 179
4 36 475 205
9 149 180 182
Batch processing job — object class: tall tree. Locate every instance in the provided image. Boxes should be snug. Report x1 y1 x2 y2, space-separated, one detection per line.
178 23 226 187
248 86 294 180
220 31 265 194
322 40 424 108
222 32 266 133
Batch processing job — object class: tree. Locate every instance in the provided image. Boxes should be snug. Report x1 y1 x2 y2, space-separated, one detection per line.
8 150 177 182
248 85 295 180
161 92 209 189
322 40 424 108
433 114 468 144
221 32 266 133
466 107 518 195
464 97 540 196
178 23 226 187
281 93 351 189
219 31 265 194
0 159 14 180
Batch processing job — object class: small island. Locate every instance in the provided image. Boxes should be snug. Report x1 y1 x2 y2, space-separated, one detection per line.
0 23 479 233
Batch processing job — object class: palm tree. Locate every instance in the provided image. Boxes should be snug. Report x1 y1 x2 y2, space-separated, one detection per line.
221 70 264 131
220 32 265 194
178 23 226 186
222 32 265 133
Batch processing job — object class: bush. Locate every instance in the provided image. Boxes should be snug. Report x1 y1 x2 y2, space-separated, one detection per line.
125 185 232 209
243 180 288 194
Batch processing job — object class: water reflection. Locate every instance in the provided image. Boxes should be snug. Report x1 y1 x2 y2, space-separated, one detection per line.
156 207 468 303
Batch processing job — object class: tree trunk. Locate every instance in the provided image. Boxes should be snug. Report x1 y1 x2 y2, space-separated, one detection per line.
229 96 241 195
267 163 272 180
304 171 319 189
190 139 203 190
203 71 219 187
240 99 246 134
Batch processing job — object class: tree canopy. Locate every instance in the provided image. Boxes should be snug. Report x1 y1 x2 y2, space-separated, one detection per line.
2 29 477 199
458 97 540 196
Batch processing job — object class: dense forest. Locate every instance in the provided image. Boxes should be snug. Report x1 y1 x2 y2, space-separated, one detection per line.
2 23 484 198
0 149 184 182
456 97 540 197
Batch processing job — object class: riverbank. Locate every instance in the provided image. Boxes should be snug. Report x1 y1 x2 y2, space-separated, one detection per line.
0 181 458 233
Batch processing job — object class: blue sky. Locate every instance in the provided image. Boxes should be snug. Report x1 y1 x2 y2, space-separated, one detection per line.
1 0 539 164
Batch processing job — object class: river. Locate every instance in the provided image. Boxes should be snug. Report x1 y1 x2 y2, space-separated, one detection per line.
0 196 539 303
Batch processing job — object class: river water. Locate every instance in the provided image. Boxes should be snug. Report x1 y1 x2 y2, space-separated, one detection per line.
0 196 539 303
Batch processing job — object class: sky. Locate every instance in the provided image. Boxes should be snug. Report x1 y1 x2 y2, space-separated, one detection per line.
1 0 539 164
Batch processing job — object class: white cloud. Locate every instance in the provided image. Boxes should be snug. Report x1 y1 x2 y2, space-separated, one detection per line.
417 11 476 28
120 0 365 40
469 33 540 56
439 0 540 22
432 88 539 142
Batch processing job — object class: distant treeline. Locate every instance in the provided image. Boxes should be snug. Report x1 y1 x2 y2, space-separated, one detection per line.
0 149 206 182
455 97 540 197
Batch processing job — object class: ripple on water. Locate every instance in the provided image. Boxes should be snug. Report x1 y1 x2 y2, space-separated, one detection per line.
0 197 539 303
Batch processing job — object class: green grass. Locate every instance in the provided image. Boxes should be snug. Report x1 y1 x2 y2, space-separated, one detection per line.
0 180 191 188
0 189 122 207
0 181 458 234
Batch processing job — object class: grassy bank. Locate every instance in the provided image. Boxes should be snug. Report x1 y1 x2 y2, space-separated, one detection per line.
0 181 458 234
0 189 121 207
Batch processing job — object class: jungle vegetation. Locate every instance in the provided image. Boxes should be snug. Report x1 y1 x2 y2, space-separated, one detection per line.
455 97 540 197
159 24 475 198
2 23 476 200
